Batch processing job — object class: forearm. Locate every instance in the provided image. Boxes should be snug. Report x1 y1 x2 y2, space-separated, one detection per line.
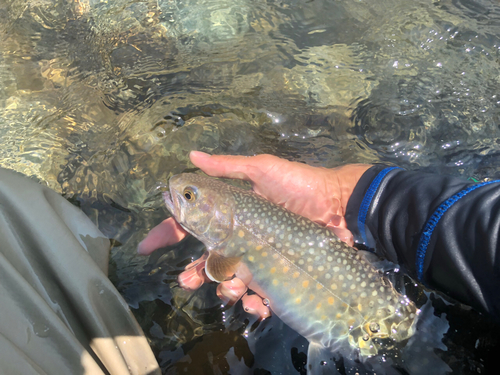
345 165 500 320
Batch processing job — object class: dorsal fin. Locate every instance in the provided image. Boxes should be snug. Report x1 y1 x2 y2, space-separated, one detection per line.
205 251 241 282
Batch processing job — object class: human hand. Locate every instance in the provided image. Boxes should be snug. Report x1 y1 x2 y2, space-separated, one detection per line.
138 151 371 318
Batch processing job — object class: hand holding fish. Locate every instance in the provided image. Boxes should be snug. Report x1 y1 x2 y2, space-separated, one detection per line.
138 151 370 318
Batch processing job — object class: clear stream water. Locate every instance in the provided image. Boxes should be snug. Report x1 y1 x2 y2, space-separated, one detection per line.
1 0 500 373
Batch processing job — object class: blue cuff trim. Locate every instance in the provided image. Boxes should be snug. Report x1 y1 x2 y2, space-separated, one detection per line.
416 179 500 280
357 167 402 245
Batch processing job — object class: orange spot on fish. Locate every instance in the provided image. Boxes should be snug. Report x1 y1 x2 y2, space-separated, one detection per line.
270 267 276 274
262 252 268 257
256 245 263 251
316 302 322 310
259 264 264 269
336 313 342 319
238 230 244 238
358 304 362 311
272 279 278 286
309 294 314 301
290 288 296 294
295 298 301 304
302 280 309 288
293 272 300 278
328 297 335 305
316 284 323 290
283 266 289 273
321 315 327 321
348 318 355 327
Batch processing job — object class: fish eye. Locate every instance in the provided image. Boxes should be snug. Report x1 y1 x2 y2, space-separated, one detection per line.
183 187 196 202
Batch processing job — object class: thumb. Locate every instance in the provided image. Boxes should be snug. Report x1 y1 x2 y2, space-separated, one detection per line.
190 151 261 180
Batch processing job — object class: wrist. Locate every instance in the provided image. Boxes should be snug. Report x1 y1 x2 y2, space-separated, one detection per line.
332 164 373 215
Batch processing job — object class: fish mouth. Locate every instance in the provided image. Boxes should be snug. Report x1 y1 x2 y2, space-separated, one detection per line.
163 191 175 216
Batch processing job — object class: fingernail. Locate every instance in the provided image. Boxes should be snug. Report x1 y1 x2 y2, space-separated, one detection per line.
137 240 147 255
190 150 210 159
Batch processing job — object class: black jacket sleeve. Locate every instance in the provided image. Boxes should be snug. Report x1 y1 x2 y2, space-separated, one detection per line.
345 165 500 321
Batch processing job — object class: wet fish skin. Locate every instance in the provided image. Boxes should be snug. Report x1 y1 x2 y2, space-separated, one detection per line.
164 173 418 362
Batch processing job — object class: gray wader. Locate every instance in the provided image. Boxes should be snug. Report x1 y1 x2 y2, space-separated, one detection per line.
0 168 160 374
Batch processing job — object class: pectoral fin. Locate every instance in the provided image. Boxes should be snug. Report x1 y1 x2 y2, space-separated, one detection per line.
205 251 241 282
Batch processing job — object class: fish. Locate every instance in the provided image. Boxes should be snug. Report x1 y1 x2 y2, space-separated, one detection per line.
163 173 419 373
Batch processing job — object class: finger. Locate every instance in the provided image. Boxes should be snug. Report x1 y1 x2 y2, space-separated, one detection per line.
190 151 275 181
241 294 272 320
216 278 247 305
137 218 188 255
184 252 208 271
178 265 205 290
326 223 354 247
178 255 209 290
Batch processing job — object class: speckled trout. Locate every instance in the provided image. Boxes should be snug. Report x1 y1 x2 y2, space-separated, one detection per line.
164 173 419 372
